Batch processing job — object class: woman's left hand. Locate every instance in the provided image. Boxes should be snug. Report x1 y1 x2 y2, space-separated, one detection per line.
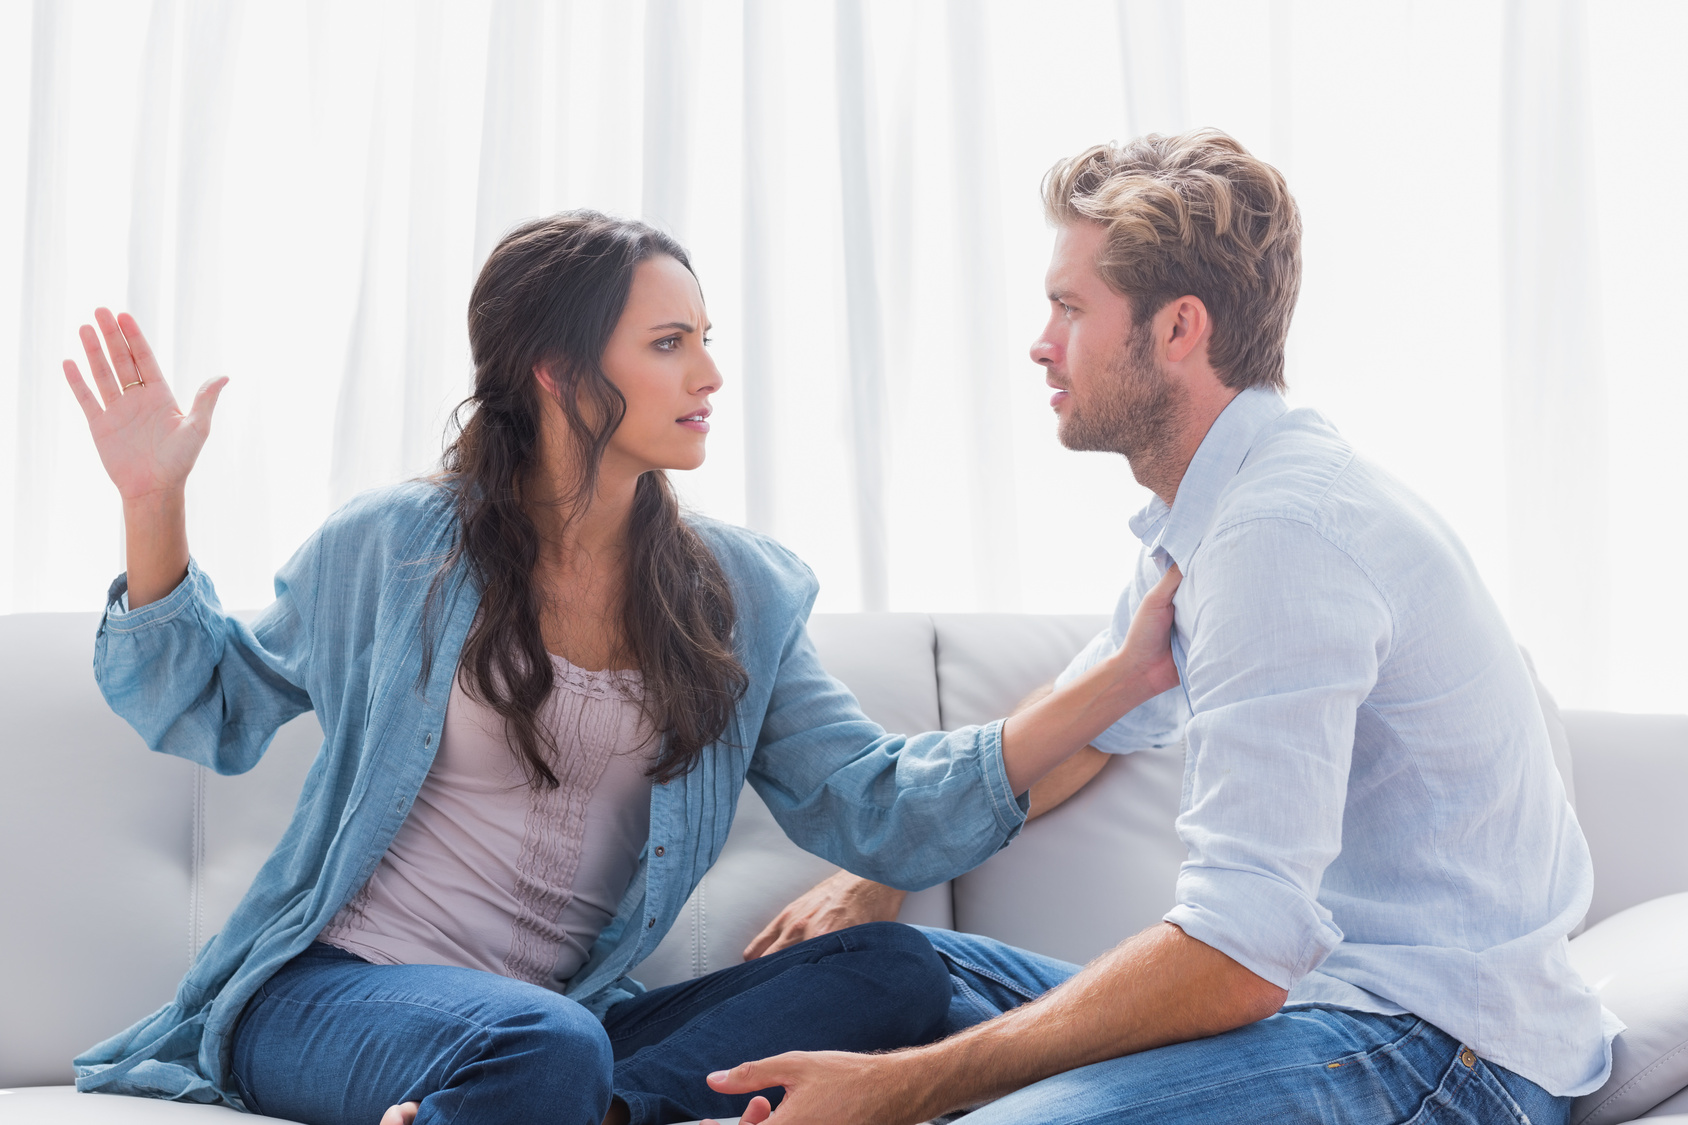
1111 563 1182 699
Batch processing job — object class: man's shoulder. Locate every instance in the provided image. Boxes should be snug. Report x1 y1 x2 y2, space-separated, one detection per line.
1212 408 1427 543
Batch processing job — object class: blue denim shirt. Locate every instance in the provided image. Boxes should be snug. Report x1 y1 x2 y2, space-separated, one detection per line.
73 481 1028 1105
1057 388 1618 1097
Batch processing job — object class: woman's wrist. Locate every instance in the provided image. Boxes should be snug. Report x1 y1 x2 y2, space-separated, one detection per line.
121 489 191 609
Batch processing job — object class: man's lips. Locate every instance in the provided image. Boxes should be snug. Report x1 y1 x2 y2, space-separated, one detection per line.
1049 388 1070 409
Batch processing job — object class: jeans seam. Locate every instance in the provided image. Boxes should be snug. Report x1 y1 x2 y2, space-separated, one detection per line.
933 952 1044 1002
609 930 865 1046
1052 1014 1435 1121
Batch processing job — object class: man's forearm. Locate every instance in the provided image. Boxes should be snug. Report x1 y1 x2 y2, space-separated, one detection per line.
894 923 1288 1120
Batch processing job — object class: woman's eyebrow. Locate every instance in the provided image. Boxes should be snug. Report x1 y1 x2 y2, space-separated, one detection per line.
649 320 697 333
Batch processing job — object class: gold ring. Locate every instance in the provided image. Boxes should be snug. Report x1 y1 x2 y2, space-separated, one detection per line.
121 380 145 391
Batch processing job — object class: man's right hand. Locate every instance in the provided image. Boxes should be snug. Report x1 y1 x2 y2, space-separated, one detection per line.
743 871 908 960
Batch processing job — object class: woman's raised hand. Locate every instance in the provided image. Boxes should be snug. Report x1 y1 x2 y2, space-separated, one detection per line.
63 308 227 501
63 308 226 607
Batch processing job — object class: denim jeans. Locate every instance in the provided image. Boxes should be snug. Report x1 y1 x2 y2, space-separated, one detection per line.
230 922 950 1125
921 929 1571 1125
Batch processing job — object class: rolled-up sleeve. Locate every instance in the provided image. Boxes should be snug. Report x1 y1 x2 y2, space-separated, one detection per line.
1163 517 1392 990
748 620 1027 892
95 539 319 776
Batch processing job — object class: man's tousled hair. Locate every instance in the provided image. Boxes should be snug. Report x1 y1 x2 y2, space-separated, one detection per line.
1042 128 1301 391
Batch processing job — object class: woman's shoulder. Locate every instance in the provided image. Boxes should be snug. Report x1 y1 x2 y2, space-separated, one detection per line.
313 477 458 559
684 515 819 602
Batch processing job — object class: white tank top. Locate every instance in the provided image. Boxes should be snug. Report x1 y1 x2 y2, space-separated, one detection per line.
320 653 656 985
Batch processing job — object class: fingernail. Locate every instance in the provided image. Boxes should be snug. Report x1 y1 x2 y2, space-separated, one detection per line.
708 1071 727 1083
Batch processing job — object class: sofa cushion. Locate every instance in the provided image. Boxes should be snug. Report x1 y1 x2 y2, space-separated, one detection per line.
1568 893 1688 1125
1564 712 1688 928
0 1086 287 1122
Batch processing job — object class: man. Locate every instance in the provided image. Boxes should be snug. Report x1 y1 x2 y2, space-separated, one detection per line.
708 129 1616 1124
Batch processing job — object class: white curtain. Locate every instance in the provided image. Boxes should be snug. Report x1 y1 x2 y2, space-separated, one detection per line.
3 0 1684 713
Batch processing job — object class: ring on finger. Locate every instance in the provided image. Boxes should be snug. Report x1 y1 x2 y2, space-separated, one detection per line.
121 380 145 391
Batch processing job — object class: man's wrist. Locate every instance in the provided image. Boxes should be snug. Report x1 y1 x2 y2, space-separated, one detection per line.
880 1040 976 1122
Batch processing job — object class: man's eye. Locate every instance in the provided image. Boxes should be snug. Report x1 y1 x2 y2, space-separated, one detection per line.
703 335 713 347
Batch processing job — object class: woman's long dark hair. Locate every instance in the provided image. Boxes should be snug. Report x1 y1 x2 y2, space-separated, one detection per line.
433 211 747 786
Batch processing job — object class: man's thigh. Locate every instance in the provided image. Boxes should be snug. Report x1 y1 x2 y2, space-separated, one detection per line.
957 1007 1567 1125
916 927 1080 1036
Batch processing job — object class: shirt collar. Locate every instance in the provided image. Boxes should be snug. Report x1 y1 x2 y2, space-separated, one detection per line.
1127 386 1289 569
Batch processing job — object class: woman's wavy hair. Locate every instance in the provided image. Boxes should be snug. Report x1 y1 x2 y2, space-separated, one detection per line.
433 211 747 786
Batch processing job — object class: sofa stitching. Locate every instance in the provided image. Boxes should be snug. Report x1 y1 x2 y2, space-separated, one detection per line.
1579 1036 1688 1125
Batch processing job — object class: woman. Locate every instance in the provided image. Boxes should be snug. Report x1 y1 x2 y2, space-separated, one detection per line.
63 213 1180 1125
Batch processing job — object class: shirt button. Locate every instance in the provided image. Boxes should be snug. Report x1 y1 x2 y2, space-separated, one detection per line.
647 918 656 928
654 846 665 857
424 733 433 747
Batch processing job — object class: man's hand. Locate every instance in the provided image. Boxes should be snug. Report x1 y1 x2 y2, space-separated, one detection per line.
744 871 908 960
712 923 1287 1122
704 1051 929 1125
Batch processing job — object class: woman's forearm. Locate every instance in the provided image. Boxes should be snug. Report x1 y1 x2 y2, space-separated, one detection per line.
998 651 1160 794
999 564 1183 795
122 489 190 608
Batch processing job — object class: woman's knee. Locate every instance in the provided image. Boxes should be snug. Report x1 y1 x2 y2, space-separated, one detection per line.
835 921 952 1041
476 994 614 1120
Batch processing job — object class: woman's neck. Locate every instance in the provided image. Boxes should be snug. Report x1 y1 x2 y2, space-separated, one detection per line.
525 463 637 571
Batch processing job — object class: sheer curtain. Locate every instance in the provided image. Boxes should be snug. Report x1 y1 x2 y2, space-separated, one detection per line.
3 0 1684 712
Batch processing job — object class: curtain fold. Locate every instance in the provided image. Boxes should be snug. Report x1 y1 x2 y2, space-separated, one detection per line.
1501 0 1608 705
3 0 1681 711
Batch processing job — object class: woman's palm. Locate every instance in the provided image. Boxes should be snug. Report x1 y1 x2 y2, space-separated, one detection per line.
63 309 226 500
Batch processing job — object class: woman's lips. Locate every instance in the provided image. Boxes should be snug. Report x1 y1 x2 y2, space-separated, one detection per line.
678 414 710 433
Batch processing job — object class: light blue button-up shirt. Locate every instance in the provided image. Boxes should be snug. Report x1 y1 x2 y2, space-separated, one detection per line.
74 481 1029 1106
1057 387 1617 1096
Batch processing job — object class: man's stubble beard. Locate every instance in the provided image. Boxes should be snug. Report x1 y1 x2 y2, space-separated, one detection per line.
1057 326 1187 483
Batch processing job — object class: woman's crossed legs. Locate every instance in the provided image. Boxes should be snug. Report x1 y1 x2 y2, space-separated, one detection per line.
231 921 950 1125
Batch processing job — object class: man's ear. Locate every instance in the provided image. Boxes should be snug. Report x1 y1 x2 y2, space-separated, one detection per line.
1162 295 1212 365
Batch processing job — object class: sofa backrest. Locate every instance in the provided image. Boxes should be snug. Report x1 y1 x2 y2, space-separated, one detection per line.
3 610 1685 1088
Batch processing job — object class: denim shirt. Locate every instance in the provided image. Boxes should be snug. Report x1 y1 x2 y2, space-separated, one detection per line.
1057 388 1618 1097
73 481 1028 1105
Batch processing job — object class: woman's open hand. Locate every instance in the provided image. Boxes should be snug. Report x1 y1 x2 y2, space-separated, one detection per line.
63 308 226 502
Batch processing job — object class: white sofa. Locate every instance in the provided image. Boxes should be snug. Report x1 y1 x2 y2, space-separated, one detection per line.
3 610 1687 1124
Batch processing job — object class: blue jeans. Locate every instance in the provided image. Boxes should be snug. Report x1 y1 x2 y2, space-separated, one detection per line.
230 922 950 1125
920 929 1570 1125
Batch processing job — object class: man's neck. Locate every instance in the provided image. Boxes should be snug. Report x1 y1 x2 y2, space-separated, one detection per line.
1134 385 1240 507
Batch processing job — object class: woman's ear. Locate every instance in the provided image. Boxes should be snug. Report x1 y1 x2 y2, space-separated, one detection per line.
533 362 560 397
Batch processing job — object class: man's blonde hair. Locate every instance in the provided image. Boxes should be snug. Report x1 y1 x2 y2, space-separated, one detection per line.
1042 129 1301 391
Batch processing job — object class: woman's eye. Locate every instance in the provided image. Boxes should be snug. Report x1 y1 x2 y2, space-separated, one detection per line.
656 336 680 351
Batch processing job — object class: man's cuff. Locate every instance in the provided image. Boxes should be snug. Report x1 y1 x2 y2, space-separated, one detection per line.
1165 866 1344 990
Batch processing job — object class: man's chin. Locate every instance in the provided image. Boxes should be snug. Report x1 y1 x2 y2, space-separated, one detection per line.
1055 417 1110 454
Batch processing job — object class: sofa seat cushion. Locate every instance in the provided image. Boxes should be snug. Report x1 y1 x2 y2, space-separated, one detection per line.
1569 893 1688 1125
0 1087 289 1122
